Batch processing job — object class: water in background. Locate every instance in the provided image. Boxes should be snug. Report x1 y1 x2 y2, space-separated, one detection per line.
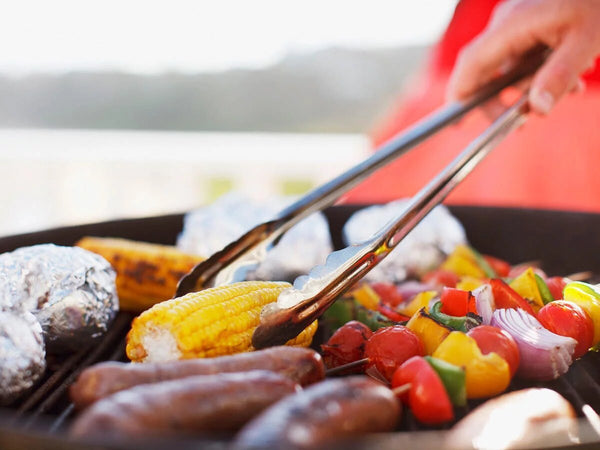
0 129 369 236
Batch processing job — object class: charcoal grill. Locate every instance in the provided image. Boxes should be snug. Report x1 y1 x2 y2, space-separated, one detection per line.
1 205 600 449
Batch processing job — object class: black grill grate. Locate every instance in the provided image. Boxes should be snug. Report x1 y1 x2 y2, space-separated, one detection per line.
8 312 134 433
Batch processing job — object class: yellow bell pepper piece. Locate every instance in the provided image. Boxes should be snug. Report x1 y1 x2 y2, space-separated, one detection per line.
509 267 544 313
456 276 483 292
406 307 452 355
398 291 437 317
432 331 511 399
352 283 380 311
441 252 485 278
563 281 600 346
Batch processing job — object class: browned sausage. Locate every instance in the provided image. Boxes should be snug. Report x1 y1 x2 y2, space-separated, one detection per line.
70 370 299 439
233 376 400 449
69 346 324 409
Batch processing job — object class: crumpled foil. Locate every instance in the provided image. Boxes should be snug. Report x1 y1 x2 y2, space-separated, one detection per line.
0 244 119 353
343 200 467 283
0 309 46 405
177 193 333 282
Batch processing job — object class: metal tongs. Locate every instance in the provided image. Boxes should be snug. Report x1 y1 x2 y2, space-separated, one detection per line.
176 49 546 348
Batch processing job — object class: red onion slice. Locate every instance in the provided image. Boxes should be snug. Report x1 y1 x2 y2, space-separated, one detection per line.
473 284 495 325
396 281 436 301
491 308 576 380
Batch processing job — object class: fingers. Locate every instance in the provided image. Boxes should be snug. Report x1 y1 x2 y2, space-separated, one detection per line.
529 33 596 114
447 0 554 101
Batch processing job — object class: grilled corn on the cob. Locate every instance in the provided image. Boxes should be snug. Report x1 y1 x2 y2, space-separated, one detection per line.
77 237 205 312
126 281 318 362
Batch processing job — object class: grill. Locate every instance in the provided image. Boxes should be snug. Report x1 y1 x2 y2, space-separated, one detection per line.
1 205 600 449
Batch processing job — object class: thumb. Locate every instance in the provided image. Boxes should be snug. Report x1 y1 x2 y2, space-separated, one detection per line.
529 33 596 114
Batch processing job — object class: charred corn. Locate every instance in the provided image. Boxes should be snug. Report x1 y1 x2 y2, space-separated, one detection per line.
77 237 205 312
126 281 318 362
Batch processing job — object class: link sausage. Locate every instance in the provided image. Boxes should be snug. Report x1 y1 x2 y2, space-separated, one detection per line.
70 370 299 438
70 346 323 409
234 376 400 448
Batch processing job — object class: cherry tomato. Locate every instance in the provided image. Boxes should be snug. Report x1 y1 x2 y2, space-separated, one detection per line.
440 287 473 317
321 321 373 373
483 255 511 277
371 282 404 307
364 325 424 382
490 279 535 316
538 300 594 359
422 269 459 288
392 356 454 424
467 325 520 377
545 276 567 300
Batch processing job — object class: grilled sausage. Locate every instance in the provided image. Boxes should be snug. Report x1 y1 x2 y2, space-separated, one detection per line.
70 370 299 439
69 346 324 409
233 376 400 449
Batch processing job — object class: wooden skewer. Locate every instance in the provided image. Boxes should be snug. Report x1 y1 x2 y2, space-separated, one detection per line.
565 271 594 282
392 383 412 396
582 404 600 437
325 358 369 376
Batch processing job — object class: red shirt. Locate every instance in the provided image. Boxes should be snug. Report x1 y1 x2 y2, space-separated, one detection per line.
345 0 600 212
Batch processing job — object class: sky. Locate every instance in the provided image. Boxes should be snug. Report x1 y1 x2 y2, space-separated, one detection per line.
0 0 456 75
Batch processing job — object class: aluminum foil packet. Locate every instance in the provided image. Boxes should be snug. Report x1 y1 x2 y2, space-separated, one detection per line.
0 244 119 353
0 309 45 405
343 200 467 283
177 193 333 282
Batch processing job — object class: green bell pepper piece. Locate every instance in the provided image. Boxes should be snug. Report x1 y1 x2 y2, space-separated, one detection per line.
424 355 467 407
470 246 497 278
321 297 395 333
534 274 555 305
430 301 481 332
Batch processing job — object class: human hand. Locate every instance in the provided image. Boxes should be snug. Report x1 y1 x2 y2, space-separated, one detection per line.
447 0 600 115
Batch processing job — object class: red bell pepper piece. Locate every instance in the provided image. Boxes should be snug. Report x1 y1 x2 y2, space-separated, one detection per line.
422 269 459 288
377 303 410 322
490 279 535 315
440 287 473 317
391 355 454 424
371 282 404 307
483 255 511 278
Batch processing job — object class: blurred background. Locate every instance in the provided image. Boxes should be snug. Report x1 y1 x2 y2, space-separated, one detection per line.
0 0 455 235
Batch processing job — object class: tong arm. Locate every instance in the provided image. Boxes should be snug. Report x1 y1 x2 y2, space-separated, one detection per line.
252 95 530 349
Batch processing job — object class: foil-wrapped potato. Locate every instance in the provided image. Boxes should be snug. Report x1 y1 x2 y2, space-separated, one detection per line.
343 200 467 283
177 193 333 282
0 309 46 405
0 244 119 353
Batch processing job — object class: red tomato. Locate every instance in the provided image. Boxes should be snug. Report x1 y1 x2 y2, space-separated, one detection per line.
537 301 594 359
489 279 536 316
545 276 567 300
364 325 424 382
377 303 410 322
467 325 520 377
321 321 373 373
391 356 454 424
483 255 511 277
422 269 459 288
371 282 404 307
440 287 472 317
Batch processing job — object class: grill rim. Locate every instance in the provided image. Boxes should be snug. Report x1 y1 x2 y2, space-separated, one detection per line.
1 204 600 448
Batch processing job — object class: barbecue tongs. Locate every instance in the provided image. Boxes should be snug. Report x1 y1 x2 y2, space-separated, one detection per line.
176 49 547 349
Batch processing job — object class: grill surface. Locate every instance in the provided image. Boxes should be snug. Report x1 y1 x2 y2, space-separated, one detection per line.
1 205 600 448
